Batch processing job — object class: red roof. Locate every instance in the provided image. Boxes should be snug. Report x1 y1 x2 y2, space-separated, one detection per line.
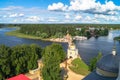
7 74 31 80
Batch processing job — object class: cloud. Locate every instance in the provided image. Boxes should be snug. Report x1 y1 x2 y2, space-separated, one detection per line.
75 15 82 20
48 2 68 11
0 6 23 11
9 13 24 18
9 13 17 18
25 16 41 22
19 13 24 17
94 14 118 21
48 0 120 15
69 0 120 15
85 16 92 21
65 13 70 19
47 17 58 22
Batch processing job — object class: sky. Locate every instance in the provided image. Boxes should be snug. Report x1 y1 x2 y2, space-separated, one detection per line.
0 0 120 24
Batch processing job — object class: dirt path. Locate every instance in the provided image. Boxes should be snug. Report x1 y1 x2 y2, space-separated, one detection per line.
60 59 85 80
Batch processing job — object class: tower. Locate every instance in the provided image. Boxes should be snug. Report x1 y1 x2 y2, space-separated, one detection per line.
112 41 116 56
66 31 79 59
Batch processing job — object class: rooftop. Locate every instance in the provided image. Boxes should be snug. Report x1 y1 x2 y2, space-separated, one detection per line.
83 71 116 80
97 54 120 73
7 74 30 80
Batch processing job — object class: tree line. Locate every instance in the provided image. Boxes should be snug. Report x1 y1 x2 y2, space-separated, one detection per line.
19 24 76 38
18 24 109 39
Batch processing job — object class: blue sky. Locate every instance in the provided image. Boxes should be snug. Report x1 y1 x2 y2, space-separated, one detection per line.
0 0 120 24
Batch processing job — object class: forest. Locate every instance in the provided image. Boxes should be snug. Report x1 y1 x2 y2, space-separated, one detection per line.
0 44 42 80
8 24 111 39
0 43 66 80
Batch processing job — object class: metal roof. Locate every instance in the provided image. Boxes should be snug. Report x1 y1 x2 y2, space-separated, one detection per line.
97 54 120 73
83 71 116 80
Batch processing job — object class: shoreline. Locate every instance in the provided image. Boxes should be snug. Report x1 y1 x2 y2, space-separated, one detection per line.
6 30 68 43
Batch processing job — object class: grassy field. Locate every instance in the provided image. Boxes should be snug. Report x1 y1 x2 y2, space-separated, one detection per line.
6 30 44 40
69 58 90 75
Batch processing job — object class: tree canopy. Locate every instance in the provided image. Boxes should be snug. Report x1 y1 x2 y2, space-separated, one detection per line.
42 43 66 80
0 44 42 79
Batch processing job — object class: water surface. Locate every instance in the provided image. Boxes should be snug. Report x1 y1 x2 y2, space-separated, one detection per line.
0 27 120 63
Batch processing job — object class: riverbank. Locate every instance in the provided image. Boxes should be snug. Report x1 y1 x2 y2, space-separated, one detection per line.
6 30 44 39
6 30 68 43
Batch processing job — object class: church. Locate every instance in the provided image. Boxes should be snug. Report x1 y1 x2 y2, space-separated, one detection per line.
65 31 79 59
83 43 120 80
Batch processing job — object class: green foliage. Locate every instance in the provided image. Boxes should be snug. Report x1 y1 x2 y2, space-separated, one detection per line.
54 32 63 38
69 58 90 75
89 52 102 71
0 45 11 79
40 33 48 38
42 43 66 80
0 44 42 79
16 24 110 39
114 36 120 41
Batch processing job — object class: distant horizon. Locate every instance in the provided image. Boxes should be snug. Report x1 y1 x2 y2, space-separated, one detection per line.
0 0 120 24
0 23 120 25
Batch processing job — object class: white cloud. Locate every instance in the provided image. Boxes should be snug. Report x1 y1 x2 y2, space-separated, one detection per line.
9 13 24 18
69 0 97 11
47 17 58 22
48 0 120 15
0 6 23 11
26 16 41 22
19 13 24 17
75 15 82 20
69 0 120 15
65 13 70 19
9 13 18 18
85 16 92 21
48 2 68 11
94 14 118 21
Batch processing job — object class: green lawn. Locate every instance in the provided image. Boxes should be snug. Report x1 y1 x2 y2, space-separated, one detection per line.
69 58 90 76
6 30 47 40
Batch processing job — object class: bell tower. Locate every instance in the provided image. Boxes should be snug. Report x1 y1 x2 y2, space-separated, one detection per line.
112 41 116 56
66 31 79 59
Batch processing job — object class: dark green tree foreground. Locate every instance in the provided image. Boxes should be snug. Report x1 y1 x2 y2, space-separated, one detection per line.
89 52 102 71
42 43 66 80
0 44 42 80
0 45 11 80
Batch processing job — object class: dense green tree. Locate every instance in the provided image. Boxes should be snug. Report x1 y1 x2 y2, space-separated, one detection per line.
0 44 42 79
17 24 110 39
42 43 66 80
89 52 102 71
54 32 63 38
0 45 11 79
40 33 48 38
11 44 42 75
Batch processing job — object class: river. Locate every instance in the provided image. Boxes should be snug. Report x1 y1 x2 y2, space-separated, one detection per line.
0 27 120 64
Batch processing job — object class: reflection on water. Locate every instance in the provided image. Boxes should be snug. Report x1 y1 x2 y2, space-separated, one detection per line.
76 30 120 64
0 27 120 64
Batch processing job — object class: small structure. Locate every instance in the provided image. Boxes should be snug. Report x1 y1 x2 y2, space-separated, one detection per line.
7 74 30 80
25 59 43 80
66 31 79 59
